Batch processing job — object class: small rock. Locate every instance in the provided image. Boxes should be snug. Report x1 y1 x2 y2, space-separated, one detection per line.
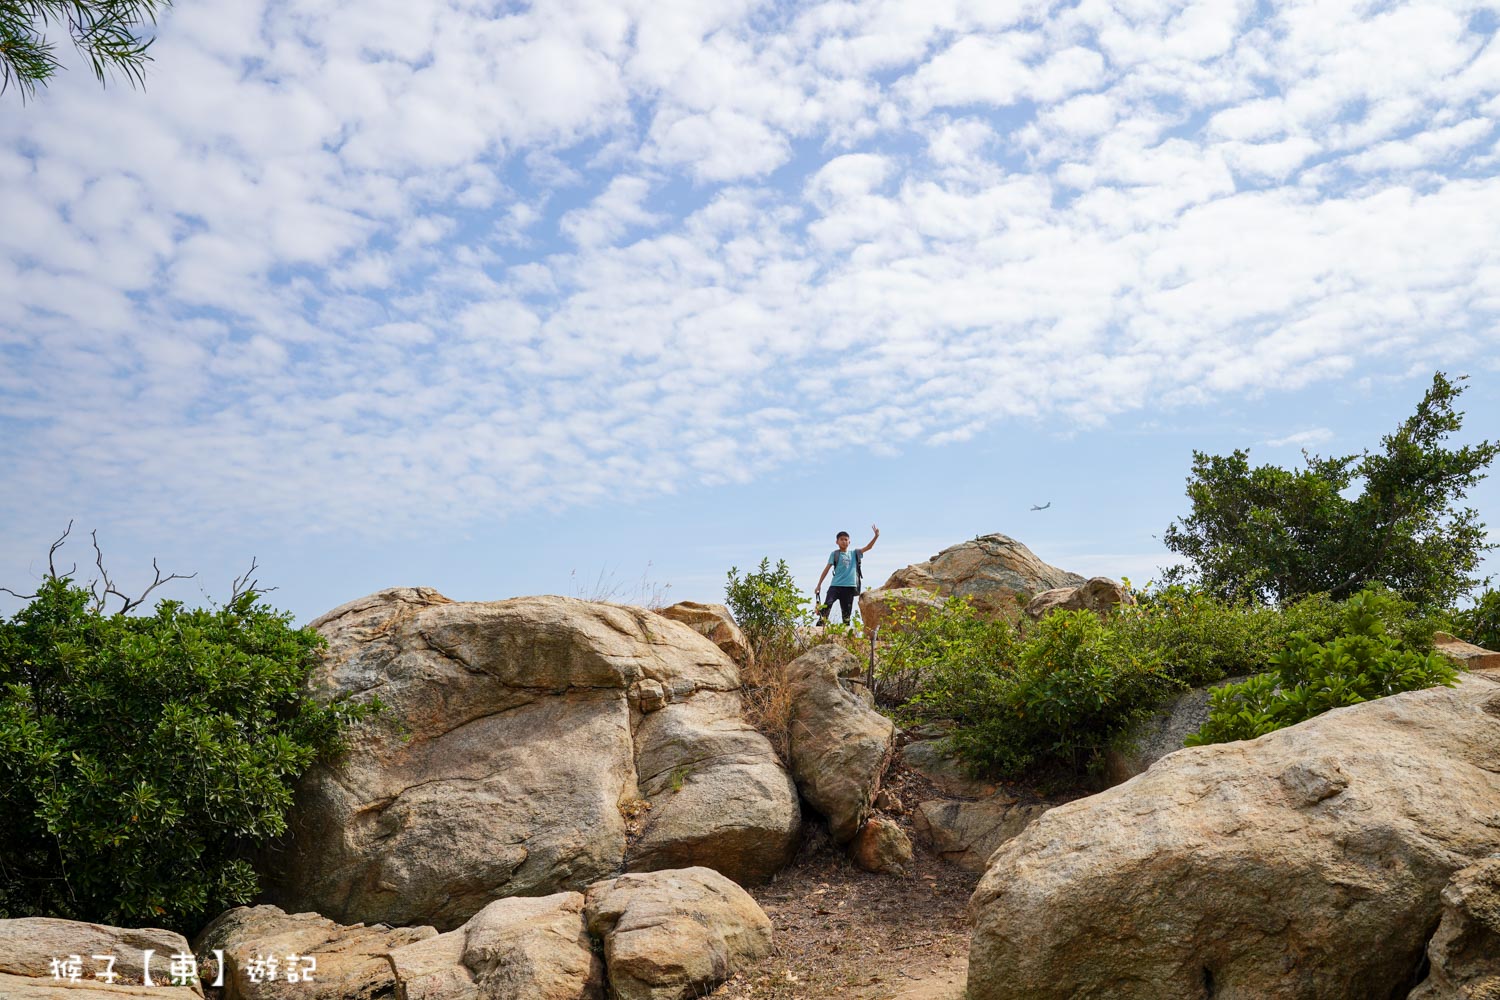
585 868 773 1000
850 816 913 875
914 797 1046 872
1434 631 1500 672
873 788 904 813
0 917 202 996
193 905 435 999
655 602 754 671
386 892 602 1000
1024 577 1135 621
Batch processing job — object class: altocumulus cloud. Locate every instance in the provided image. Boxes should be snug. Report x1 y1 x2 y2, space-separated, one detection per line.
2 0 1499 541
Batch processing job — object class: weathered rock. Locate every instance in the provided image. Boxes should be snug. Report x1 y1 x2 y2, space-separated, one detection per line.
913 798 1048 872
654 602 754 672
627 689 801 878
1023 576 1134 621
877 534 1083 620
386 893 603 1000
856 586 947 634
967 673 1500 1000
1435 631 1500 672
269 589 799 930
786 644 896 843
584 868 773 1000
850 816 914 875
899 740 1000 799
192 905 434 1000
1102 676 1247 787
873 788 904 813
1410 856 1500 1000
0 918 202 996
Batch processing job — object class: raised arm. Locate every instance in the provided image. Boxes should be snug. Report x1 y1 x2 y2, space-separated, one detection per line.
860 524 880 553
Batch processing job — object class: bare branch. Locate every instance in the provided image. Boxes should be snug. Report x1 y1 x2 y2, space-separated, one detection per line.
0 586 40 601
114 557 196 614
88 530 113 613
47 521 76 580
229 557 277 605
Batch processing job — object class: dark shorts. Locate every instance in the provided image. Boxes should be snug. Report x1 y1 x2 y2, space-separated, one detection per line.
818 585 859 624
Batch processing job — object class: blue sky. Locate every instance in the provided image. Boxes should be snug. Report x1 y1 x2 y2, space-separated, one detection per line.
2 0 1498 623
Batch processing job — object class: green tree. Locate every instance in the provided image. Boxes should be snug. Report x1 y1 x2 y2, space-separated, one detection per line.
1 0 168 99
0 550 374 931
1162 372 1497 610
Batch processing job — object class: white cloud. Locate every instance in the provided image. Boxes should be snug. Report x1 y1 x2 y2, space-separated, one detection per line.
1266 428 1335 448
560 176 663 246
2 0 1498 550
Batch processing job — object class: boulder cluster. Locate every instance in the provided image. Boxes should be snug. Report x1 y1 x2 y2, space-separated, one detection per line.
5 531 1500 1000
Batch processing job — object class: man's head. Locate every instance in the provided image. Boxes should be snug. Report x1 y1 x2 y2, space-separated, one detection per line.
836 531 850 550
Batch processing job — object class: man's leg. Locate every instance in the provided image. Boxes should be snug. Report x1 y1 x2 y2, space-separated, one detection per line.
817 591 834 625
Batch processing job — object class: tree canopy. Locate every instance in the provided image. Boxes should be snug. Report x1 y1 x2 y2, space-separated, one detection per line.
1 0 168 100
1162 372 1497 610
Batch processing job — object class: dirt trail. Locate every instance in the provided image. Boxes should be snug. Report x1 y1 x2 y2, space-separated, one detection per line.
706 835 975 1000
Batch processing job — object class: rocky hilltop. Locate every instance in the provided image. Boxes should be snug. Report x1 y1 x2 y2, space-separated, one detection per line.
5 534 1500 1000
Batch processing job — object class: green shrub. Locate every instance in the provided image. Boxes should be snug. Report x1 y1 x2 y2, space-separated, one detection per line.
889 603 1178 775
0 578 376 932
1449 588 1500 650
724 557 808 664
884 582 1448 779
1186 587 1458 746
877 596 1014 708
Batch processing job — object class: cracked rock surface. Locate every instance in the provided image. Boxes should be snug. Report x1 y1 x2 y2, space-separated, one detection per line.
966 672 1500 1000
265 589 799 930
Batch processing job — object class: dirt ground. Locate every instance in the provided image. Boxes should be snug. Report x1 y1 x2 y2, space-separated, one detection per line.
706 838 977 1000
706 751 998 1000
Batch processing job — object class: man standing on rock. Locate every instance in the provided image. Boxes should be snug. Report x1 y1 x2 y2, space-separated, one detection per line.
815 525 879 626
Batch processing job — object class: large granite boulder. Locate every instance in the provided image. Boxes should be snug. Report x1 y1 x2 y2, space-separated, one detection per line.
0 918 202 996
193 905 436 999
267 589 799 930
1410 856 1500 1000
967 673 1500 999
873 533 1082 621
856 586 947 634
1023 576 1134 620
786 644 896 843
654 602 754 671
584 867 773 1000
386 893 603 1000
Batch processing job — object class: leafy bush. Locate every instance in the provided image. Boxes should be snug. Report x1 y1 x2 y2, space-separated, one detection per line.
724 557 808 663
886 600 1179 775
878 596 1014 708
883 582 1448 778
942 610 1181 775
1186 588 1458 746
0 578 375 932
1449 588 1500 650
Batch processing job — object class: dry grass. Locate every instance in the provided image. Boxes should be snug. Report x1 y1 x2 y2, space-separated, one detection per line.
739 624 882 762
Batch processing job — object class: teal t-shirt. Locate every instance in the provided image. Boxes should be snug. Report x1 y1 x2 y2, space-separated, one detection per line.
828 549 859 587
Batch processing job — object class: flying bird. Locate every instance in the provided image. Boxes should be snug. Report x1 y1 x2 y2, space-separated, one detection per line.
1030 502 1051 511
